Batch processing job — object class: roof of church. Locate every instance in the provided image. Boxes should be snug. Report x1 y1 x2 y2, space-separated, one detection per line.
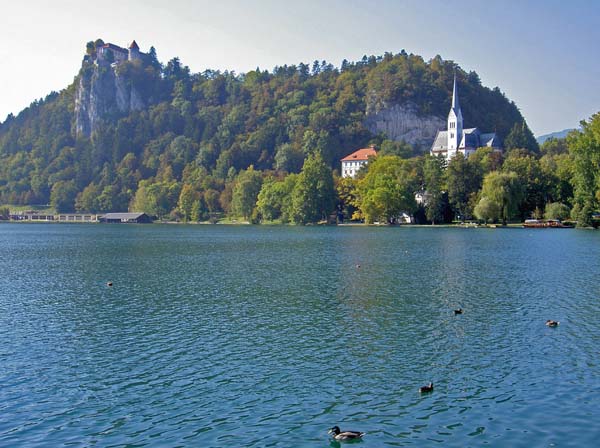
431 128 501 151
129 40 139 50
341 146 377 161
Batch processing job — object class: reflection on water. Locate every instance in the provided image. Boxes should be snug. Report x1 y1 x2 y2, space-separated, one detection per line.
1 224 599 446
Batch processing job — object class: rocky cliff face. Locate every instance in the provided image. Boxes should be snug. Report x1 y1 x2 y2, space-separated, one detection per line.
364 92 445 150
75 64 144 137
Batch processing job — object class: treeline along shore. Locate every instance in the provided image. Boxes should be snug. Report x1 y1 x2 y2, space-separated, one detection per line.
1 39 599 227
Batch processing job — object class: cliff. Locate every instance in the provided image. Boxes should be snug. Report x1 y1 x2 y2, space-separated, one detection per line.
364 93 445 149
75 62 145 137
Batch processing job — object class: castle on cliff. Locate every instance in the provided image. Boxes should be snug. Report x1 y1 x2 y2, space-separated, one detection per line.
430 74 502 161
93 40 142 65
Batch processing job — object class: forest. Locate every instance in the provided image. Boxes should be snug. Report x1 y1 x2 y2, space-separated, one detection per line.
0 39 598 226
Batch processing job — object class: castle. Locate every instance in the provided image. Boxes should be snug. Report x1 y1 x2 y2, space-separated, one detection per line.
430 74 502 161
94 40 142 65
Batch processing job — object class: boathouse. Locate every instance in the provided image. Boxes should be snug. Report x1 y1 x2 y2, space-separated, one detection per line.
99 212 152 223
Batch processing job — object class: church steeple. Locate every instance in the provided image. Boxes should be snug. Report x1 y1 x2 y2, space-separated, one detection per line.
447 72 463 153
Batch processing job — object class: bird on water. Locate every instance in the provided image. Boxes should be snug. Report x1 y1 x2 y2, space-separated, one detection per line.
328 426 365 441
106 282 113 287
454 308 463 315
419 382 434 393
546 320 559 327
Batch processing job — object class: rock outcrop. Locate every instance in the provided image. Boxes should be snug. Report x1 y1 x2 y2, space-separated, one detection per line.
75 63 144 137
364 92 445 150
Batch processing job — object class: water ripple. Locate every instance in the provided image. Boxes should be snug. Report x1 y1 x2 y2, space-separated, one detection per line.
1 225 599 446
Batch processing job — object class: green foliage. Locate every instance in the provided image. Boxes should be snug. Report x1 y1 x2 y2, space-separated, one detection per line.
446 153 482 220
231 166 263 219
502 150 549 219
540 137 569 156
568 113 600 227
475 171 524 224
50 180 78 213
378 139 415 158
544 202 570 220
0 42 559 223
256 174 298 222
504 121 539 153
355 155 416 223
291 153 335 224
0 206 9 219
423 155 446 223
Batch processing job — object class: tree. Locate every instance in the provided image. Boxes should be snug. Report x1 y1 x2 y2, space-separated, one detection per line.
423 155 446 224
50 180 78 213
256 174 297 222
502 151 549 219
355 155 416 223
473 197 500 224
544 202 570 220
274 143 304 173
446 153 481 221
177 184 198 221
75 182 102 212
231 166 263 220
475 171 524 225
291 153 335 224
568 113 600 227
504 121 539 153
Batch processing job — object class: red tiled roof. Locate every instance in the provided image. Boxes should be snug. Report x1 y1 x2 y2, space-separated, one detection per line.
341 147 377 162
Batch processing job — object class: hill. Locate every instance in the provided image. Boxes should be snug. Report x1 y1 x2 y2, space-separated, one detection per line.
537 128 576 144
0 39 530 213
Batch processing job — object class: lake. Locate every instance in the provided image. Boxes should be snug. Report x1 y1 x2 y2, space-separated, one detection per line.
1 224 599 447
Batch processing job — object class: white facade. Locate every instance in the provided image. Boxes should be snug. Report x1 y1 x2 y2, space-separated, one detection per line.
341 147 377 178
430 74 501 161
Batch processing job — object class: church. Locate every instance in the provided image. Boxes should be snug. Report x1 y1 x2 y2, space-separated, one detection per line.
430 75 501 161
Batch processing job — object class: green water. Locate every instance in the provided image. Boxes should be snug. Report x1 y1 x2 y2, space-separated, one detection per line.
1 224 599 446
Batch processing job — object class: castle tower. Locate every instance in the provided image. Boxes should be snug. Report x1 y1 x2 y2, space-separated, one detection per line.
128 40 140 61
447 73 463 155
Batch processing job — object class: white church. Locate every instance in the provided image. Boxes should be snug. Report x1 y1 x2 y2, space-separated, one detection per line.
430 75 502 161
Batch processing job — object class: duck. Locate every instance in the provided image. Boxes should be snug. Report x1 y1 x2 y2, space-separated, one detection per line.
546 320 559 327
419 382 434 393
454 308 463 315
106 282 113 287
328 426 365 441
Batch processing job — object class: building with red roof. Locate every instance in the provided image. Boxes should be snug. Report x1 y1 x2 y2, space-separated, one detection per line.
341 146 377 178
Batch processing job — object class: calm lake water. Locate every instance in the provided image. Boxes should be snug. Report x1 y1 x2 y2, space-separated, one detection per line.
1 224 599 447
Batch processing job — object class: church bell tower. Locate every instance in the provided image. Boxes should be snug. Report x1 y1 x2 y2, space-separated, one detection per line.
447 73 463 154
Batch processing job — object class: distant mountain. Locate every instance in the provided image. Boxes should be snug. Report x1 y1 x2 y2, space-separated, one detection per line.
537 128 576 144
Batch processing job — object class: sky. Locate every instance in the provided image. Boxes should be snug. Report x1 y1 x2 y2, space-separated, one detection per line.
1 0 599 136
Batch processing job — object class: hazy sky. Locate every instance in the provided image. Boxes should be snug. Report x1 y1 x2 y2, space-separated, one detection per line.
1 0 599 136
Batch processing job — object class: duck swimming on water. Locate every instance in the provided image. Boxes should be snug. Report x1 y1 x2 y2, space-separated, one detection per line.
328 426 365 441
419 382 434 393
454 308 463 315
546 320 559 327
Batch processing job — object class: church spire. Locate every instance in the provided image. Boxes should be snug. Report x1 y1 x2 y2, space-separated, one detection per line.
447 71 463 154
451 72 460 112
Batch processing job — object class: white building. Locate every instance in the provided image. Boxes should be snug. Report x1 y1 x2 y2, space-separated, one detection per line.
341 146 377 178
431 74 502 161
